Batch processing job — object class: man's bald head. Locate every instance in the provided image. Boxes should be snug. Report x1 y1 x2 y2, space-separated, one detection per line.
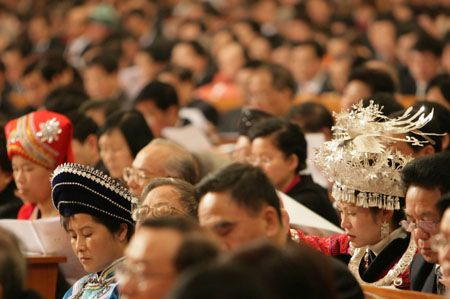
126 138 198 196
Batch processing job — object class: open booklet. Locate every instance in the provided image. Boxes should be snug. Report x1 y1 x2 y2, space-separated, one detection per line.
0 217 86 284
279 191 343 237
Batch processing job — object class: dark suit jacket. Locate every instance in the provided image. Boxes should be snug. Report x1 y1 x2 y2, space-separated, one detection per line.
409 253 437 294
287 174 340 226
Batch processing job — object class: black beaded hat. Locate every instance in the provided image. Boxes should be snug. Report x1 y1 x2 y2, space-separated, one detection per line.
51 163 138 225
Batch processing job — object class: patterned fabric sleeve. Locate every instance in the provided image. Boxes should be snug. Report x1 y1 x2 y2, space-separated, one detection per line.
290 229 350 256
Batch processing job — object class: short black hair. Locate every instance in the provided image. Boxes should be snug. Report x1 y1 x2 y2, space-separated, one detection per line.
402 151 450 194
159 64 193 82
437 192 450 218
412 32 443 57
391 102 450 153
426 74 450 105
348 67 396 94
86 53 119 73
174 40 208 57
66 111 99 143
167 262 267 299
361 93 404 117
45 84 89 115
141 39 174 63
256 62 297 96
79 99 123 120
134 80 179 110
249 118 307 172
293 40 325 58
0 125 12 173
286 102 334 132
62 213 134 241
98 109 154 157
195 163 281 222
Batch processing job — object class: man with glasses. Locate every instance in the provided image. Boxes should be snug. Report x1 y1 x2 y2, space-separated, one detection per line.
402 151 450 294
117 217 218 299
124 138 198 197
131 177 197 223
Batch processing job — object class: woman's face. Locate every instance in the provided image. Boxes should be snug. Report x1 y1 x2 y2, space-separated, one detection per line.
337 201 383 248
250 137 297 191
67 213 127 273
11 155 52 204
99 129 134 179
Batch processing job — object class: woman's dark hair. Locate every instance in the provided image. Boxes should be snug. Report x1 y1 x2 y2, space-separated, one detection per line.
61 213 134 241
369 198 405 229
0 126 12 173
97 109 154 157
248 118 307 172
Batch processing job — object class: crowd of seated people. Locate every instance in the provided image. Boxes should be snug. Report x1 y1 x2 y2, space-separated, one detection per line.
1 0 450 298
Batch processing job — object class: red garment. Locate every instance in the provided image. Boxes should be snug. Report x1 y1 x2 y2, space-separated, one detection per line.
291 229 416 289
283 175 301 194
17 203 36 220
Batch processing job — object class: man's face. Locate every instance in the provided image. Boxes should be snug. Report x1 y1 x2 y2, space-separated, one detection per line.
136 101 176 138
341 80 371 111
290 45 322 83
198 191 271 252
126 145 172 196
83 65 115 100
247 69 290 117
22 71 50 109
119 227 181 299
405 185 441 263
409 50 440 83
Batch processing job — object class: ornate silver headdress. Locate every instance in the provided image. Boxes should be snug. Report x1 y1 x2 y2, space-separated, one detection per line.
314 101 438 210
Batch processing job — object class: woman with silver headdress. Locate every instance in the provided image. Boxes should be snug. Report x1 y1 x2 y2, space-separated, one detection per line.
291 102 438 289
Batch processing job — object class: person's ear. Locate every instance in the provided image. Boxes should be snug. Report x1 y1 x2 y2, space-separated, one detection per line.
262 206 281 239
381 209 394 223
441 134 449 151
166 105 179 126
286 153 298 173
116 223 128 242
418 144 435 157
85 134 99 153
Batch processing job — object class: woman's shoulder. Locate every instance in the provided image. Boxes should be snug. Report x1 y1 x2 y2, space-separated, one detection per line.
64 272 120 299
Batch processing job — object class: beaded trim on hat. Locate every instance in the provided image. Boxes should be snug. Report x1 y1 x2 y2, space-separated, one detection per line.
52 163 139 210
314 101 440 210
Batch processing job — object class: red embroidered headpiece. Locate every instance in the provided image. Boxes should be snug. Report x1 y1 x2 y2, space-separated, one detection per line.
5 110 74 170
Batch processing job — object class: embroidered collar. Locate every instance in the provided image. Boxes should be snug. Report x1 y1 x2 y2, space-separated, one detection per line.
69 257 125 298
349 236 416 287
369 227 407 256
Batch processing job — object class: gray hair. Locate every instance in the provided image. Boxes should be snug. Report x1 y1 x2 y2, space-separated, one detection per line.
141 177 198 218
149 139 198 184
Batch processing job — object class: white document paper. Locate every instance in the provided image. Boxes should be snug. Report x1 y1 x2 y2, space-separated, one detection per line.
162 124 213 152
304 133 329 189
0 217 86 283
279 191 343 237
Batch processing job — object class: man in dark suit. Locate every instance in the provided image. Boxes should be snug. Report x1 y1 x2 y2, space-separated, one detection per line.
402 152 450 294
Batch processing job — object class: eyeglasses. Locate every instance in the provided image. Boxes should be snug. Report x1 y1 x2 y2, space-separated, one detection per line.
123 167 151 185
132 204 185 222
247 155 273 166
115 262 149 291
115 262 174 292
400 220 439 234
431 233 450 251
